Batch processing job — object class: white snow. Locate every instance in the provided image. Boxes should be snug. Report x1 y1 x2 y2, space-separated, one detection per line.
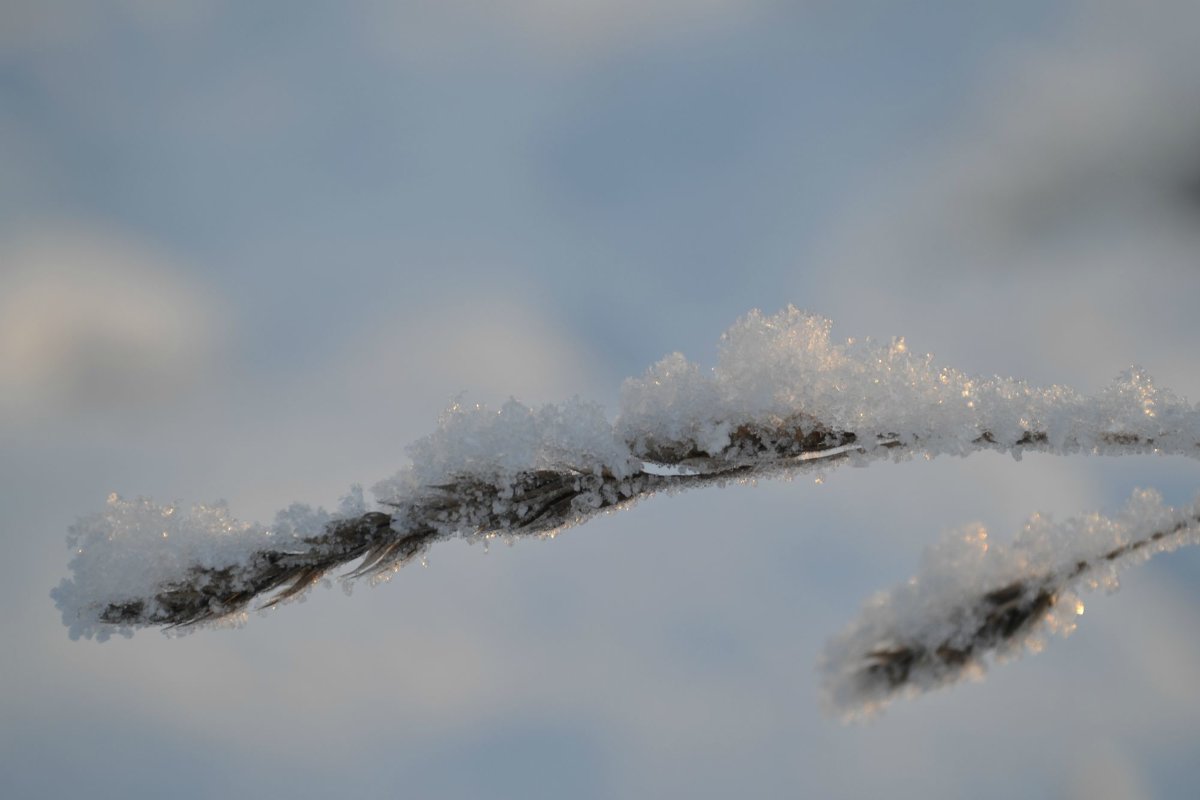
619 307 1199 462
372 396 638 506
52 489 367 640
821 488 1200 717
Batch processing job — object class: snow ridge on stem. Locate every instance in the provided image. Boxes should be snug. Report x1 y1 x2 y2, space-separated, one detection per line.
822 490 1200 717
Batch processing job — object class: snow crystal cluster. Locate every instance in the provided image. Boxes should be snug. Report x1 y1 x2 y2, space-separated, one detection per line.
620 307 1199 462
52 489 366 640
372 397 639 506
821 489 1200 717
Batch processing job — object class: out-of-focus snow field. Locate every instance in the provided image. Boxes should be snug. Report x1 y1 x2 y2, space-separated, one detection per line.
3 2 1200 797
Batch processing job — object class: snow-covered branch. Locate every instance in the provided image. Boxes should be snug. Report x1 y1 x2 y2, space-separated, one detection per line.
53 308 1200 712
822 490 1200 718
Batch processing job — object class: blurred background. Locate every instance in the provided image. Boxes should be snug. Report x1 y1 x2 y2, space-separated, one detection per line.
3 1 1200 797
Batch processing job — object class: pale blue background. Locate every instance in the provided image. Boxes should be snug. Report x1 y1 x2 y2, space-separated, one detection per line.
3 2 1200 797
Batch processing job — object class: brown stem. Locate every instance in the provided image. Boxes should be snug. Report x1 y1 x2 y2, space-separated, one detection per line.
853 512 1200 697
93 423 1195 630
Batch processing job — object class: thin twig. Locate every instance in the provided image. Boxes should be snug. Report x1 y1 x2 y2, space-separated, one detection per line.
92 423 1191 630
829 507 1200 713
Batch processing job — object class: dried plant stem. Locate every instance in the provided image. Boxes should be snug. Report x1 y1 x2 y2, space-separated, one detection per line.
848 508 1200 699
94 422 1189 630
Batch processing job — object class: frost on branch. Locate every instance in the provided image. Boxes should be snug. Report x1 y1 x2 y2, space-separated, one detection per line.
51 490 367 641
53 307 1200 709
619 309 1197 466
822 490 1200 718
